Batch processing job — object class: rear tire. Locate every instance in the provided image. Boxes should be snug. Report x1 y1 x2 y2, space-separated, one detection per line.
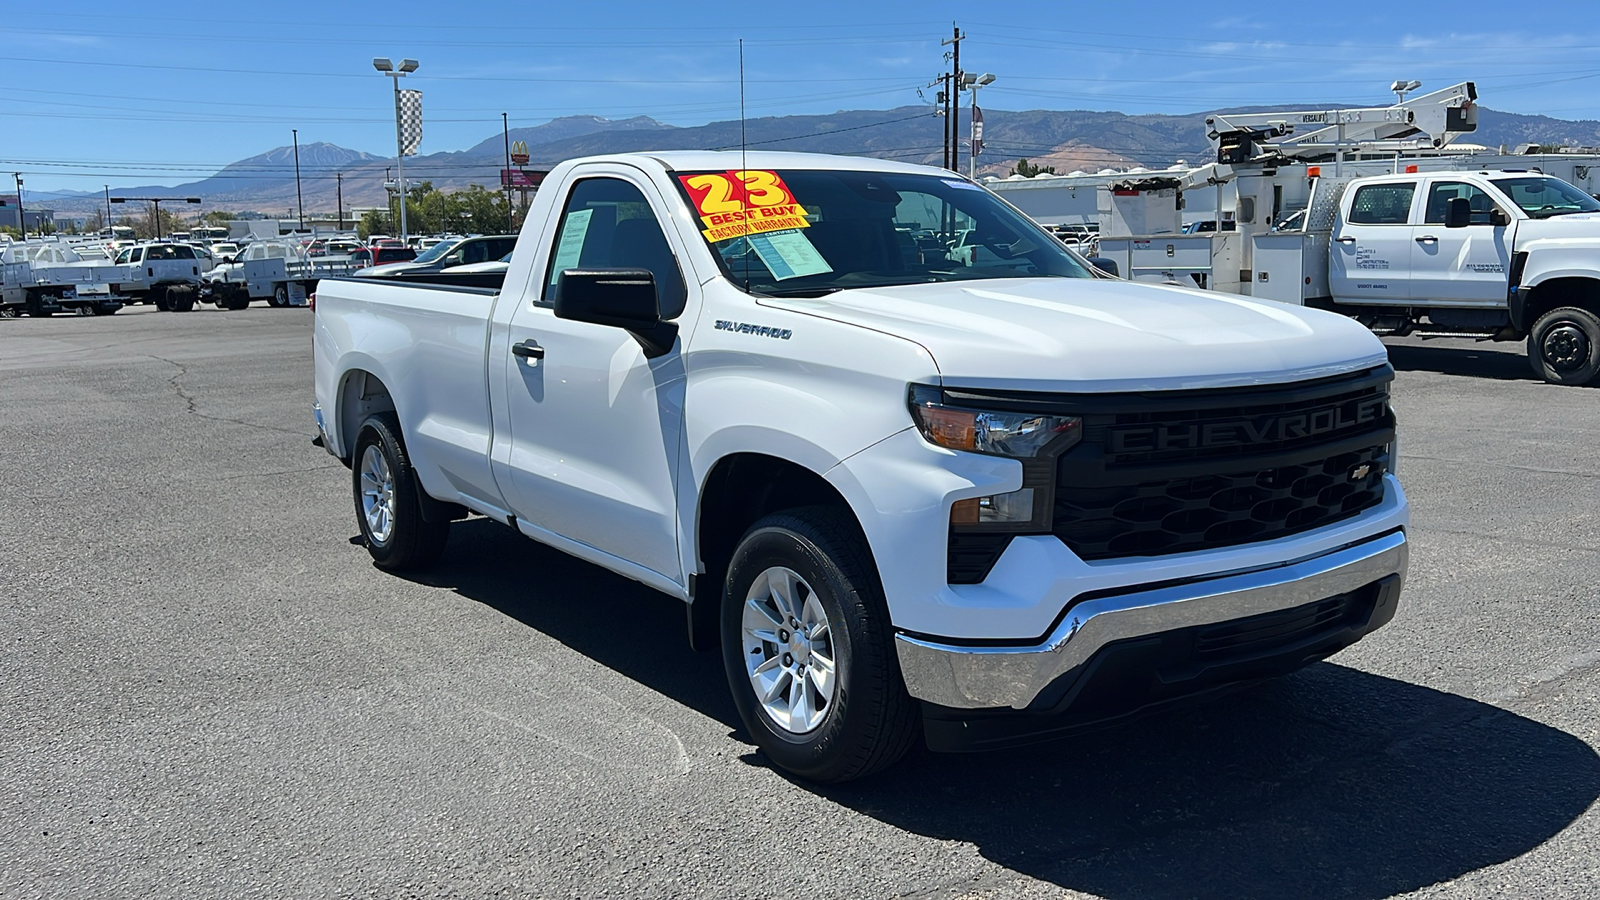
168 286 196 312
1528 306 1600 385
721 506 919 783
269 285 288 308
351 412 450 571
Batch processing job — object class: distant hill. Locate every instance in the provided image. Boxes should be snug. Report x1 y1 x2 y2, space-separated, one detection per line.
44 105 1600 217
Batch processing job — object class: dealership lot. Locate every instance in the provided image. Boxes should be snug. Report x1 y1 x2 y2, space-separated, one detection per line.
2 307 1597 899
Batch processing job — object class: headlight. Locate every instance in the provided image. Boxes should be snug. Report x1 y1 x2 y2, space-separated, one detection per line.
908 384 1082 458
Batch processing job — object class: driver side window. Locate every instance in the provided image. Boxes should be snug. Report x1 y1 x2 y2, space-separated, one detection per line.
542 177 687 318
1425 181 1497 225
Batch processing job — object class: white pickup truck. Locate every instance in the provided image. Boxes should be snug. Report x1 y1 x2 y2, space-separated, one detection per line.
109 242 205 311
1321 170 1600 384
313 151 1410 782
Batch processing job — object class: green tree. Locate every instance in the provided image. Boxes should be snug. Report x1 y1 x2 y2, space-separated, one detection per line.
1010 158 1057 178
358 209 391 240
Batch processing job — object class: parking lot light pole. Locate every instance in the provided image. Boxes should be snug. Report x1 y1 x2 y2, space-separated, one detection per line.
374 57 418 243
110 196 201 240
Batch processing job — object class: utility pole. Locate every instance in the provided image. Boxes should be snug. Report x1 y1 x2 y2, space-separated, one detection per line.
104 185 112 235
292 129 305 232
502 112 514 233
13 174 23 237
941 25 964 173
336 172 345 231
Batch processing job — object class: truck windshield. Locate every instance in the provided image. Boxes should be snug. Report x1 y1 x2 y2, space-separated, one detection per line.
673 169 1094 296
1490 176 1600 219
412 239 460 264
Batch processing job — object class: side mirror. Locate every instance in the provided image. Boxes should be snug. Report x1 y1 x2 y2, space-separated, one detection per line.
1444 197 1472 228
1489 208 1510 228
1085 256 1119 277
554 268 678 358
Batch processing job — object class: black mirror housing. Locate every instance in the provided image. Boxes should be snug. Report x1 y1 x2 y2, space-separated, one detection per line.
1489 208 1510 228
1444 197 1472 228
554 268 677 357
1085 256 1119 277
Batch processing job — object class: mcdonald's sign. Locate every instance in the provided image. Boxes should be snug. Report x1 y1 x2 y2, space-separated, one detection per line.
510 140 529 165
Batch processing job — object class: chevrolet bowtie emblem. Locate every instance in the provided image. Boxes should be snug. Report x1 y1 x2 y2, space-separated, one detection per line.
1349 463 1373 481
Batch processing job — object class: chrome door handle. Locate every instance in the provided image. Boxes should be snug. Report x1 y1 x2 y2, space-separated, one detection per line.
1335 236 1357 244
511 339 544 360
1415 235 1438 243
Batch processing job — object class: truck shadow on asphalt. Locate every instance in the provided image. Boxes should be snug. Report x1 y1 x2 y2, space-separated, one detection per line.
413 519 1600 900
1384 339 1536 382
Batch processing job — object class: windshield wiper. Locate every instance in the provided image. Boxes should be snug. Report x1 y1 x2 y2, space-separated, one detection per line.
755 286 842 298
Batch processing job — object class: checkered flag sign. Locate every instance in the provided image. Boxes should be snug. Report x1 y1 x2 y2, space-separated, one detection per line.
398 89 423 157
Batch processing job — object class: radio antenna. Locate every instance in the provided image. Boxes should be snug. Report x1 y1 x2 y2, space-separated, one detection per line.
739 39 747 165
739 38 750 291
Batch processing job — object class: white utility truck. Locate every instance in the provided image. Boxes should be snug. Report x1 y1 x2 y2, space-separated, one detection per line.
313 151 1410 781
108 242 206 311
1096 82 1600 385
201 239 355 309
0 240 128 317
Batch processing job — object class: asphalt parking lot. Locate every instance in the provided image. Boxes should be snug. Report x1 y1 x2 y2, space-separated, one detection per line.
2 305 1597 899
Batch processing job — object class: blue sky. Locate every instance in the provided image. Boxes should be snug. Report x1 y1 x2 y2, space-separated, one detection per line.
6 1 1600 197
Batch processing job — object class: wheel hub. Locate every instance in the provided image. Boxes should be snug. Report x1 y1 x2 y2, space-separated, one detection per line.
1543 323 1590 372
358 445 397 544
741 566 836 735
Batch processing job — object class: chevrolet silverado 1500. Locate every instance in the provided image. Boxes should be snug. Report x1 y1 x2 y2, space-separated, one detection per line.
314 151 1410 782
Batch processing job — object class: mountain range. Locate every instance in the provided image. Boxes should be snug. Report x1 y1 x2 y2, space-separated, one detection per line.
42 104 1600 218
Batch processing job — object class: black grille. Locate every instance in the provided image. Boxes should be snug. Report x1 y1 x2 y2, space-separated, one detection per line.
1055 445 1388 559
1050 367 1394 561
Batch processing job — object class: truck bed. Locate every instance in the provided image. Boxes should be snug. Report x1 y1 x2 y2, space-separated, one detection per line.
313 277 505 513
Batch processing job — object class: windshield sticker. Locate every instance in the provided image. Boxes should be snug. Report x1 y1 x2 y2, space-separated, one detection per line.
679 171 811 242
941 179 984 191
550 208 593 274
747 229 833 281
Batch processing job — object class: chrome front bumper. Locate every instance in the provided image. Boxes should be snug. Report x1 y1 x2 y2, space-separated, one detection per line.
896 530 1409 710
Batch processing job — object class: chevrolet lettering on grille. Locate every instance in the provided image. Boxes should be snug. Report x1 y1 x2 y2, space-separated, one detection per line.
1109 398 1388 453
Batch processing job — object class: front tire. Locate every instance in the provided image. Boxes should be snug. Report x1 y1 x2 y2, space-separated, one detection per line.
721 507 918 783
351 412 450 571
1528 306 1600 385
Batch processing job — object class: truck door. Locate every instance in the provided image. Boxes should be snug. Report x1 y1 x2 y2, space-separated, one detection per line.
1329 180 1418 304
499 169 692 583
1409 179 1511 305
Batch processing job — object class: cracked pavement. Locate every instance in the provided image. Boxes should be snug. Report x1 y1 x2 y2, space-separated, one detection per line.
0 309 1596 899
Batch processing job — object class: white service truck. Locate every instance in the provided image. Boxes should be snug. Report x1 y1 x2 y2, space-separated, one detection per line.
1103 169 1600 384
201 239 355 309
108 242 206 311
0 241 128 317
313 151 1410 782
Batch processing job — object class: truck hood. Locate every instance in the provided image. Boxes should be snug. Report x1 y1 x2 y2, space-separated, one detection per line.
762 277 1389 392
1515 212 1600 244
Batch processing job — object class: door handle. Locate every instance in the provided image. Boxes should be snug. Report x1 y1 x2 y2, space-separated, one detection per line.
511 339 545 360
1335 236 1356 244
1415 235 1438 243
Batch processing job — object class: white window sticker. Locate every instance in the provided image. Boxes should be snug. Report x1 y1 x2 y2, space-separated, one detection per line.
550 208 593 274
747 229 833 281
942 179 984 191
